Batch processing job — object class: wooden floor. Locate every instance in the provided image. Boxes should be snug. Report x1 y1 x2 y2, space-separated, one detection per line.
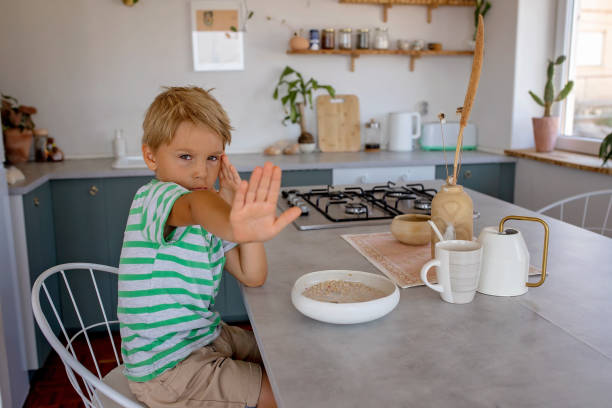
24 331 122 408
24 324 251 407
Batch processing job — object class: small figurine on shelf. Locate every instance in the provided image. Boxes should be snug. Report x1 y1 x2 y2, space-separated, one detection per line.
45 137 64 162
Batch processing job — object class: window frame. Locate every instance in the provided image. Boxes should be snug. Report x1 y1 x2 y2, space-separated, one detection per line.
555 0 605 155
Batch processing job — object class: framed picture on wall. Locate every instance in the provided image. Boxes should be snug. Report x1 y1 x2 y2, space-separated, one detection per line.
190 0 245 71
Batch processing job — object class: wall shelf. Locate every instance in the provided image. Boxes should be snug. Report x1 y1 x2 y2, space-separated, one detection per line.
338 0 476 23
286 49 474 72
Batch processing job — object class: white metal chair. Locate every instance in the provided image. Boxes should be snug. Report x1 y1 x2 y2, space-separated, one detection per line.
31 263 143 408
537 189 612 236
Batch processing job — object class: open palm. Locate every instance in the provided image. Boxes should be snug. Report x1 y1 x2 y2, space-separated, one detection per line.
230 162 301 243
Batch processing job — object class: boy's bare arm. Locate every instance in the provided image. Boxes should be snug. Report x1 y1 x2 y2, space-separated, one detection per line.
166 163 301 244
223 243 267 287
167 190 235 240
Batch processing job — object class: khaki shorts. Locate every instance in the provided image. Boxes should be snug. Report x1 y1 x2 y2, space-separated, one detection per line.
128 324 263 408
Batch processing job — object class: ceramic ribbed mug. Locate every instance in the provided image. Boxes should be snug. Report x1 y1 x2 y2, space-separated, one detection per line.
420 240 482 304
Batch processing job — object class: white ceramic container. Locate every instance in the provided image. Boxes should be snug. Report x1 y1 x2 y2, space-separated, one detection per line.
291 270 400 324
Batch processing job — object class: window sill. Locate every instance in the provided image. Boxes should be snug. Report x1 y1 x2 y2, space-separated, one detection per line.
504 148 611 175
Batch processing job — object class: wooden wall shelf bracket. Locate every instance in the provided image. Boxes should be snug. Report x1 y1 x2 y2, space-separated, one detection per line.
409 53 421 71
350 53 360 72
383 4 392 22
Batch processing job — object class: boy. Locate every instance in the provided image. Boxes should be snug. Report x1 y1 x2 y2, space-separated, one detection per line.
118 86 301 408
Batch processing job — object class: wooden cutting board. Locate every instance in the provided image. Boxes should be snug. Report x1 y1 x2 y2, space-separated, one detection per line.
317 94 360 152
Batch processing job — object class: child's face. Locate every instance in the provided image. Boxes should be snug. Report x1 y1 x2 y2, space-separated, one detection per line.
142 121 224 191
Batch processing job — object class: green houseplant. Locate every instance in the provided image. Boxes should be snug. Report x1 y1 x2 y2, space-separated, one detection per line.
273 66 335 152
600 132 612 166
528 55 574 152
1 93 37 163
468 0 490 48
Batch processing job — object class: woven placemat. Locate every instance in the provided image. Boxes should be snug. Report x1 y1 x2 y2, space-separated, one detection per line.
342 232 435 288
342 232 542 289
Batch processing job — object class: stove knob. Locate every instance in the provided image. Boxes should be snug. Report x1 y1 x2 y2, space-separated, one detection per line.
298 203 309 215
281 190 289 198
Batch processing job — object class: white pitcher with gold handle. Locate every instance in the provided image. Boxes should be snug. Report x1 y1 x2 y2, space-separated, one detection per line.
477 215 549 296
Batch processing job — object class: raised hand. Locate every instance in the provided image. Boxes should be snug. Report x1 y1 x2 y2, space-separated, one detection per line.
230 162 301 243
218 154 242 205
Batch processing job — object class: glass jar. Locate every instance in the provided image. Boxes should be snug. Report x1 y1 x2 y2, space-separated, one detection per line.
373 27 389 50
357 29 370 49
322 28 335 49
364 119 382 152
309 29 320 50
338 28 352 50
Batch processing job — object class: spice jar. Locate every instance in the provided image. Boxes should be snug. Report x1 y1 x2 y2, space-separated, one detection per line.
357 29 370 49
33 128 49 162
309 29 320 50
373 27 389 50
322 28 335 49
338 28 352 50
364 119 382 152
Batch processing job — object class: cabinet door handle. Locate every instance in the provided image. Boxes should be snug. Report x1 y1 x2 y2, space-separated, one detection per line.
463 170 472 179
33 197 40 207
89 185 99 196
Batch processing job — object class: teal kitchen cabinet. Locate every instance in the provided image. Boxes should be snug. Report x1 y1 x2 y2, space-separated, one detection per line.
22 182 59 367
237 169 332 187
435 163 515 202
51 177 152 328
51 178 114 330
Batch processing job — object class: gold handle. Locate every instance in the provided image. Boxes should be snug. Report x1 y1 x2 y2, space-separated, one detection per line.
463 170 472 179
89 185 99 196
499 215 549 287
33 197 40 207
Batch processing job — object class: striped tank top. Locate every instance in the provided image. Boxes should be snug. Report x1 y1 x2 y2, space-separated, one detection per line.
118 179 236 382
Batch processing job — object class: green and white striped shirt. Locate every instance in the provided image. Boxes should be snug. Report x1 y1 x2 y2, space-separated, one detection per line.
118 179 237 382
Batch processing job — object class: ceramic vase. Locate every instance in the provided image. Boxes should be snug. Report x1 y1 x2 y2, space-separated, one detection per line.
532 116 559 152
430 183 474 258
289 34 309 51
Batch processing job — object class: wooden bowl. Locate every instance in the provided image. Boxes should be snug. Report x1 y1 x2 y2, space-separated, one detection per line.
390 214 431 245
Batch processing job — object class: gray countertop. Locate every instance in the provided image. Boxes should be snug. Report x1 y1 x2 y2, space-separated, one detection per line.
243 180 612 408
7 150 515 195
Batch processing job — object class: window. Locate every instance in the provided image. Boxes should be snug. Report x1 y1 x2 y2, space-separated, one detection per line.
559 0 612 150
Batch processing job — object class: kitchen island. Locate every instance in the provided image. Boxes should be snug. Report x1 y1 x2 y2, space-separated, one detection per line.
244 180 612 408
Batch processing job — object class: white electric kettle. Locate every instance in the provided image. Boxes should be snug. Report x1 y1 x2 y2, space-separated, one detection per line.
388 112 421 151
477 215 550 296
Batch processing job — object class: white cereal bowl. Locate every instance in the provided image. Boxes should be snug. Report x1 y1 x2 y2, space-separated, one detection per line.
291 270 400 324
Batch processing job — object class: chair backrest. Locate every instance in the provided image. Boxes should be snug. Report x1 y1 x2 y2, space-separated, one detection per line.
31 263 143 408
536 189 612 236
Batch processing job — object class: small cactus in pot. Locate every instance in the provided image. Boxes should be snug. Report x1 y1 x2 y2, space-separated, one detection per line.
528 55 574 152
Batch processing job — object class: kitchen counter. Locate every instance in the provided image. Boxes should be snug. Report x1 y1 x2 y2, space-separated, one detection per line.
8 150 515 195
243 180 612 408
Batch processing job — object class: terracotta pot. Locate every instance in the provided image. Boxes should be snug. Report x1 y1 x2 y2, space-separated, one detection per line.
3 128 33 163
289 34 309 51
532 116 559 152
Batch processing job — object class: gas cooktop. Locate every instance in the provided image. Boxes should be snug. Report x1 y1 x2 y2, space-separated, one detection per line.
278 182 438 231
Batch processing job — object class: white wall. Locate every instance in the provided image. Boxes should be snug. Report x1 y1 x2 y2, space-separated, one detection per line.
511 0 557 149
469 0 519 153
0 0 478 157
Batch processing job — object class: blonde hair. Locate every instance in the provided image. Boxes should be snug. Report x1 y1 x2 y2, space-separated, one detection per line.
142 86 232 149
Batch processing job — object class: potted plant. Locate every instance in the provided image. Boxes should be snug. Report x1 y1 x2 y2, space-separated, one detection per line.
600 132 612 166
528 55 574 152
468 0 491 49
1 94 37 164
273 66 336 153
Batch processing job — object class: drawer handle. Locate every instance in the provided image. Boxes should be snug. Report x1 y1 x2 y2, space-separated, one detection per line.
33 197 40 207
89 185 99 196
463 170 472 179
